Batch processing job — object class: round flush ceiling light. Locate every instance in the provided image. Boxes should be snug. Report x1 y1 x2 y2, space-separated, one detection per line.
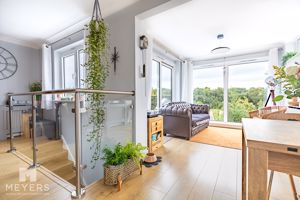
211 34 230 54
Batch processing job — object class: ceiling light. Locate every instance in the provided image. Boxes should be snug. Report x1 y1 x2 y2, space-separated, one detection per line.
211 34 230 54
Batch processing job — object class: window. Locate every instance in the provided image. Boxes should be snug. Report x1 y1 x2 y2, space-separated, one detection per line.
193 67 224 121
151 60 160 110
58 46 85 90
150 60 173 110
62 54 76 89
228 62 268 122
161 64 172 105
193 60 268 123
78 49 86 88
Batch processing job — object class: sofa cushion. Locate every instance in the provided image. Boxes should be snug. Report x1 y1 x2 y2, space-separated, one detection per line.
192 114 210 127
191 104 209 114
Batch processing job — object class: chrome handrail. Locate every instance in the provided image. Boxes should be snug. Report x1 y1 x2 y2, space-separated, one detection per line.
7 88 135 199
8 88 135 96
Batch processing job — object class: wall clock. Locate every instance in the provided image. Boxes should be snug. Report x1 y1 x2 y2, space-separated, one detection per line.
0 47 18 80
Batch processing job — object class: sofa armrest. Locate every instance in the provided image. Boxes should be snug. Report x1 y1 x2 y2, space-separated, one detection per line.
191 104 210 114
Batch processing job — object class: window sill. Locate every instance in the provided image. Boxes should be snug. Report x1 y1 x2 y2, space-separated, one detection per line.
209 121 242 129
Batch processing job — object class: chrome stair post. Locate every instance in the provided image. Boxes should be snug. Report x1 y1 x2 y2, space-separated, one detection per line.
71 91 85 199
29 94 40 168
6 95 16 153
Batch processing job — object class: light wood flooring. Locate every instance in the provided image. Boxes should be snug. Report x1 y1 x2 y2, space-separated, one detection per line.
0 137 299 200
1 136 76 185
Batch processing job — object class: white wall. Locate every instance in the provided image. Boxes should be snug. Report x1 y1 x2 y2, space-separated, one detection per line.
134 0 191 145
0 40 41 105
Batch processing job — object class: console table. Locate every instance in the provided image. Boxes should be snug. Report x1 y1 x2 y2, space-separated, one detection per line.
242 118 300 200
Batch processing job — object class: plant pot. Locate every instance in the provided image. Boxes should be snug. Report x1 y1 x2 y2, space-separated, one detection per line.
288 97 299 106
104 159 142 191
144 153 157 163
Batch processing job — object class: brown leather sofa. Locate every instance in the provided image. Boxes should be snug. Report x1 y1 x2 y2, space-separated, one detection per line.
160 102 210 140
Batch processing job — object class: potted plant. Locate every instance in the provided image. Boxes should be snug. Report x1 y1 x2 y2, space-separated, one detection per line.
29 81 42 101
273 65 300 106
102 142 146 191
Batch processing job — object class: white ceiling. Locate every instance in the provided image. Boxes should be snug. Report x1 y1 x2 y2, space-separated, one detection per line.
0 0 140 48
145 0 300 60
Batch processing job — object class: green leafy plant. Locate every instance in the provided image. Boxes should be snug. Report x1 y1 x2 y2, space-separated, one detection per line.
273 65 300 102
102 144 127 166
123 143 147 166
102 143 146 167
29 81 42 101
282 51 297 66
84 16 109 168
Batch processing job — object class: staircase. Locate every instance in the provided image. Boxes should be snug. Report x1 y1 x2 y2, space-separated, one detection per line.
15 136 76 185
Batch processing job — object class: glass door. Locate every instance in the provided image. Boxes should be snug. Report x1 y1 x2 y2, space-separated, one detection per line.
160 64 172 106
228 62 268 122
193 67 224 121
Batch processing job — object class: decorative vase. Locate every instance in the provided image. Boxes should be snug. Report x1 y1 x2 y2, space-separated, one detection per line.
288 97 299 106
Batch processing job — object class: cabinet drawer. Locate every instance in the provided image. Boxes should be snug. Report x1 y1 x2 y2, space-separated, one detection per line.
151 125 162 133
151 120 162 127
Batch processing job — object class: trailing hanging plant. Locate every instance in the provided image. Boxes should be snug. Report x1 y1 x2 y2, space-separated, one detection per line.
84 0 110 168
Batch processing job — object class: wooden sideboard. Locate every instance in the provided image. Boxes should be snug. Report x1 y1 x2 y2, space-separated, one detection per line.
147 116 164 153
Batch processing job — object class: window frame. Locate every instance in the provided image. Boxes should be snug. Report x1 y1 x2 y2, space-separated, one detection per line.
193 57 269 123
59 46 84 89
151 59 174 110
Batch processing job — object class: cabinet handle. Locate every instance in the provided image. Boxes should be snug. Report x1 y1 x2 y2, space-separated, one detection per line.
287 147 298 152
155 122 158 125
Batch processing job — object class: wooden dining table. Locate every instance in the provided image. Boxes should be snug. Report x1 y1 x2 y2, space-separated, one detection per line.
242 118 300 200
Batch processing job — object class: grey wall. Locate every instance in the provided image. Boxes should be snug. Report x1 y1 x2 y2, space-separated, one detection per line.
0 40 41 105
103 0 172 146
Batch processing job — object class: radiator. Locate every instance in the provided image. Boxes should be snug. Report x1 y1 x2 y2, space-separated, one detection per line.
0 105 22 139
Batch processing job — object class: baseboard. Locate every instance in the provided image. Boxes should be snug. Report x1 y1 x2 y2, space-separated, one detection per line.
61 135 75 163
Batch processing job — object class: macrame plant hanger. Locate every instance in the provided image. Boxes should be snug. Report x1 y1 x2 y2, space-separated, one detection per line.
92 0 103 21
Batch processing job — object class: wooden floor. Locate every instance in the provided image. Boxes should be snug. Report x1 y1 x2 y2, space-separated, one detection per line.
1 135 76 185
0 138 299 200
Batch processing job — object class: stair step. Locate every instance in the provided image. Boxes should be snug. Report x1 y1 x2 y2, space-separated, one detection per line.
14 136 52 147
67 174 76 186
12 136 76 186
20 145 65 160
52 160 74 174
18 139 63 152
39 150 69 166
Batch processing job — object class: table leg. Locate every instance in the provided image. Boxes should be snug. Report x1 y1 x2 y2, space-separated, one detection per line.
248 147 268 200
242 131 247 200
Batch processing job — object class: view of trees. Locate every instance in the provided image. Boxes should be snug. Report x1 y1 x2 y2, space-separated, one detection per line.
151 88 158 110
152 85 266 122
193 87 266 122
151 88 172 110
